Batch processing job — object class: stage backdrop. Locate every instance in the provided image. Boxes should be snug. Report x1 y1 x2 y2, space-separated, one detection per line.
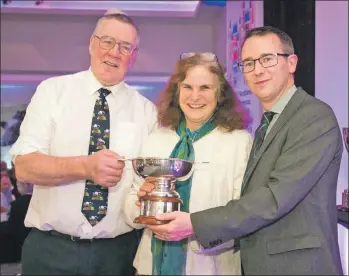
225 0 263 135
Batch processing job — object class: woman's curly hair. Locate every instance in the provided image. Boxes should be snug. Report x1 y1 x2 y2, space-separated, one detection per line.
157 53 250 132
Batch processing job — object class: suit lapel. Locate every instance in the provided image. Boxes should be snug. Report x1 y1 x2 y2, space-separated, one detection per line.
241 88 308 194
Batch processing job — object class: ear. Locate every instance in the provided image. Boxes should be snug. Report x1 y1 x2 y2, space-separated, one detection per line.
288 54 298 74
128 48 138 68
89 35 95 55
0 121 7 129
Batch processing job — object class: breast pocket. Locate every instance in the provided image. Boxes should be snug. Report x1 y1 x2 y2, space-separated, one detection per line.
109 122 141 158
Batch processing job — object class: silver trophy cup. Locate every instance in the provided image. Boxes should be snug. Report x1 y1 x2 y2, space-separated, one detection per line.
131 157 194 225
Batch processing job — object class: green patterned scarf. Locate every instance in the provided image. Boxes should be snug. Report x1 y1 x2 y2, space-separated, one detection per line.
151 116 216 275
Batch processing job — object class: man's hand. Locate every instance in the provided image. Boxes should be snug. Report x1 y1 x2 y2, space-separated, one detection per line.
85 149 125 187
146 211 194 241
136 177 156 207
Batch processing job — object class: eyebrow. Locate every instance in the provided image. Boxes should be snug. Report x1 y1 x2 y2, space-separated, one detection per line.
181 83 214 87
99 35 133 45
242 53 274 62
122 41 132 46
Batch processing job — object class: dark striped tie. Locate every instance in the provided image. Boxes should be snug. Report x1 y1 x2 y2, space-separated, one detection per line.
81 88 111 226
241 111 276 191
251 111 276 157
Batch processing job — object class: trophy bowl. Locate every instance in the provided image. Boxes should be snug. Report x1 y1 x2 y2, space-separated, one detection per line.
131 157 194 225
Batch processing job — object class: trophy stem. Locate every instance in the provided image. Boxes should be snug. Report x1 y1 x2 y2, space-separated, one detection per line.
155 177 175 192
141 194 183 203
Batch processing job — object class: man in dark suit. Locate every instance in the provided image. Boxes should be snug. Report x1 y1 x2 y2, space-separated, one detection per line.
0 182 31 263
145 26 344 275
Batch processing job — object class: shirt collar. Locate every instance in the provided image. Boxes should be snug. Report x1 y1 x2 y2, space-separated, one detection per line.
86 68 126 96
268 85 297 114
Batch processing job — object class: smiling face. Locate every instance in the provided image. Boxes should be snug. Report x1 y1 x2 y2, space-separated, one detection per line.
241 33 298 109
89 18 138 86
178 65 218 131
1 173 12 193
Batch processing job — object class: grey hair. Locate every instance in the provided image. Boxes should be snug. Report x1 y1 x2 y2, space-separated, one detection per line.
93 13 140 46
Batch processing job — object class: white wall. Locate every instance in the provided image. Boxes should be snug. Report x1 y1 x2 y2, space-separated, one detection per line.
315 1 348 274
0 5 224 75
212 8 227 69
315 1 348 206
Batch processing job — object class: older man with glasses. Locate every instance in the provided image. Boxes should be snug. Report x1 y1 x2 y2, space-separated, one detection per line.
10 11 157 275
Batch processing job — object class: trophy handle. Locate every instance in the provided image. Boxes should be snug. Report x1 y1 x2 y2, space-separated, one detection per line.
176 165 194 181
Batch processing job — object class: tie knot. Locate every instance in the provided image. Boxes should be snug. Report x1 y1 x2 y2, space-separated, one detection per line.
261 111 276 125
99 88 111 99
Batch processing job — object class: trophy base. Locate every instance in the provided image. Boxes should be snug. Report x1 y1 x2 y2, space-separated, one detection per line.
134 216 170 225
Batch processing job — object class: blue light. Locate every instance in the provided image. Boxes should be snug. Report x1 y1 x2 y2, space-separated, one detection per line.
0 84 26 89
202 0 226 7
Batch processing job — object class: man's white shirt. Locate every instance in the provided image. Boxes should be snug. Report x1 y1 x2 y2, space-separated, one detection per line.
10 69 157 239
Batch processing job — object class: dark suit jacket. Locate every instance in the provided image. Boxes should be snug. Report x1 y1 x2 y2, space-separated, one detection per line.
0 194 31 263
191 88 343 275
8 194 32 243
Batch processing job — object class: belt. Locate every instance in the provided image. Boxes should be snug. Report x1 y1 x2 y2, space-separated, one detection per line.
48 230 101 243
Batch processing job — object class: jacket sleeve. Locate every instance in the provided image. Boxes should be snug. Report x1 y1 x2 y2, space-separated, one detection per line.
190 130 253 253
191 107 342 249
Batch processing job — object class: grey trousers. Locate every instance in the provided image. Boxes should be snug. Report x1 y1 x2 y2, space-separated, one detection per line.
21 228 139 275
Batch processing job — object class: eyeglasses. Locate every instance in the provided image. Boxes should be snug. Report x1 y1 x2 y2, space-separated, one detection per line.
238 53 290 73
93 35 137 56
180 52 218 62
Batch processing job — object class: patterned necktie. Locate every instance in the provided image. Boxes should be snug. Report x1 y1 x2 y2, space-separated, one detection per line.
81 88 111 226
241 111 276 193
251 111 276 158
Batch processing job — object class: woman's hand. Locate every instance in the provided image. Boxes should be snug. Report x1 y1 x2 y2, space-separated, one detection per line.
136 177 157 207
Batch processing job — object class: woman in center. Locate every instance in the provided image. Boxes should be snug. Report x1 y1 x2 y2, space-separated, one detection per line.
123 53 252 275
